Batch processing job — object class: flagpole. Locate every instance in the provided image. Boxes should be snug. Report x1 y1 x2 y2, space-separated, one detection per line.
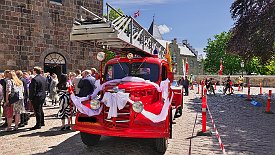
219 59 223 92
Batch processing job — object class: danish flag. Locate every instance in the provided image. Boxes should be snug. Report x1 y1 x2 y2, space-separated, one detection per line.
134 10 140 18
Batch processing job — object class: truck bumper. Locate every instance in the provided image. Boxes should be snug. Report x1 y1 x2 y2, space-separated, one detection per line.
73 123 169 138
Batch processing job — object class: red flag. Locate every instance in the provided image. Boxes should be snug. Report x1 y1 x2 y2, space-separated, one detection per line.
134 10 140 18
219 60 223 75
185 57 189 75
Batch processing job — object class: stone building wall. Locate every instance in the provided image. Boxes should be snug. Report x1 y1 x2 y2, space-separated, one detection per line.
169 39 200 75
0 0 103 72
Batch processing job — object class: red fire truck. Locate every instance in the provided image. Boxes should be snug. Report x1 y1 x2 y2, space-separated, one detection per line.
70 4 183 153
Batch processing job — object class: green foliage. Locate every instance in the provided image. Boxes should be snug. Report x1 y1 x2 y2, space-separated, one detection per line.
265 58 275 75
104 8 124 21
205 30 275 75
244 57 261 75
102 49 116 68
204 32 241 75
228 0 275 62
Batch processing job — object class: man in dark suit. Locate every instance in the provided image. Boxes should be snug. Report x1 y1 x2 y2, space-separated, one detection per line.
29 67 47 130
78 70 95 97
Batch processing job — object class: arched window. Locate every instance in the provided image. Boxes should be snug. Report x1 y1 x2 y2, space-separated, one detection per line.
44 53 66 65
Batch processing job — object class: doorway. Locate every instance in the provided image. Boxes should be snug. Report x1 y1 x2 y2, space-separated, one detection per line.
44 52 66 78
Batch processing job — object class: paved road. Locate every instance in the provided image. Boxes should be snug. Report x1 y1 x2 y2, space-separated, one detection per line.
0 86 274 155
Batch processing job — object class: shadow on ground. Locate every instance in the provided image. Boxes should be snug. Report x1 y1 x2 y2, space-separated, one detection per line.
185 91 275 154
34 133 162 155
18 127 75 137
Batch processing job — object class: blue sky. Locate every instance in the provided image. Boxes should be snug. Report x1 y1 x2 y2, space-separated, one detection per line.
104 0 235 55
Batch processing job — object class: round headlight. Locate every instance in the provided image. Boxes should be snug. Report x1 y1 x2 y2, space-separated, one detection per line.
90 99 101 110
132 101 144 113
96 52 106 62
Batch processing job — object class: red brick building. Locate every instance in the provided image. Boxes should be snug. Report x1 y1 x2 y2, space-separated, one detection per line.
0 0 103 75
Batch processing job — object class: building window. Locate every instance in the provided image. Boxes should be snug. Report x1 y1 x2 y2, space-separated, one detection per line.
44 53 66 65
50 0 63 5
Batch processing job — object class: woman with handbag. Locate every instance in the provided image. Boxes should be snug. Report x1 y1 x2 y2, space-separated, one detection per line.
5 71 24 131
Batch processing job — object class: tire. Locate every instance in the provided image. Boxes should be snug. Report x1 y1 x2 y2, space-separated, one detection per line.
155 137 168 153
169 108 173 139
175 96 183 118
80 132 101 146
175 106 182 118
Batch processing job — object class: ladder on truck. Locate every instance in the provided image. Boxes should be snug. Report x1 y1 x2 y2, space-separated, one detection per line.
70 3 165 58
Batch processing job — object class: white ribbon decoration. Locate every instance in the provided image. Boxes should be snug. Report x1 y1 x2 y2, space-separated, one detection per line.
70 94 102 117
102 92 130 119
127 79 172 123
139 94 173 123
70 77 171 123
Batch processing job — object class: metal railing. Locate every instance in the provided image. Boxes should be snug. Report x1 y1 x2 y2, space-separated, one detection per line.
71 3 166 58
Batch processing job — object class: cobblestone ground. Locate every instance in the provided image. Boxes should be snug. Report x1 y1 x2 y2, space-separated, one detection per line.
0 86 274 155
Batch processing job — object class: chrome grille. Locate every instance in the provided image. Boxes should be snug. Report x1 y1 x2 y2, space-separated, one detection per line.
103 104 131 129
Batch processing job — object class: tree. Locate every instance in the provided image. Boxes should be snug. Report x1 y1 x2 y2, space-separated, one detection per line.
244 57 261 75
204 32 241 75
102 49 116 68
228 0 275 62
104 8 124 21
265 57 275 75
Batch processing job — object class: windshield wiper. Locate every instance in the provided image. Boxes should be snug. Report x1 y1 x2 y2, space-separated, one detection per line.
137 59 146 73
116 60 128 77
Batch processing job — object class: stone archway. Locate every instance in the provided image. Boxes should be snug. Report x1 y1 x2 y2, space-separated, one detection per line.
44 52 67 77
39 47 70 67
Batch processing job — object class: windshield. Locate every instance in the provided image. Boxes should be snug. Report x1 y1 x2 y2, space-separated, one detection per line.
105 62 160 82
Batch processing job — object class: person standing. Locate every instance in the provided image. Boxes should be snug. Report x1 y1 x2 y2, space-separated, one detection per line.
29 67 47 130
91 68 99 80
183 76 189 96
22 72 31 112
223 76 232 95
0 70 10 128
5 71 25 131
78 70 95 97
16 70 29 127
57 74 71 130
45 73 52 96
0 73 4 124
49 73 59 106
72 69 82 97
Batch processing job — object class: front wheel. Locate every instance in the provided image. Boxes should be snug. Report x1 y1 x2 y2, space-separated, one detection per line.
155 137 168 153
80 132 101 146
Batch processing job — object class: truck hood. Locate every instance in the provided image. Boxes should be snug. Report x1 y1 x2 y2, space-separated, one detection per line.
103 81 159 106
118 82 156 90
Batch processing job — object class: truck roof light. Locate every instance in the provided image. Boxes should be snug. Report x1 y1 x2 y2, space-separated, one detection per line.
127 53 134 60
